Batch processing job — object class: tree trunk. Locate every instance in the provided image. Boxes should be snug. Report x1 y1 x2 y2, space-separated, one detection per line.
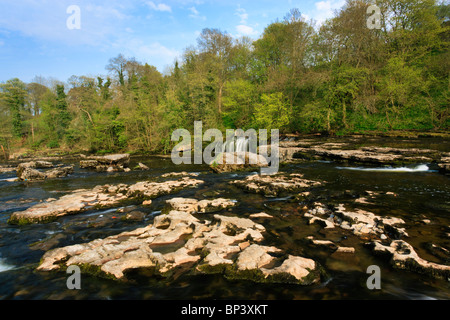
218 83 223 114
327 109 331 133
342 101 348 129
31 122 35 142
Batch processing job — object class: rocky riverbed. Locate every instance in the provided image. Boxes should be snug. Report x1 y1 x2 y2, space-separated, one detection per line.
0 135 449 300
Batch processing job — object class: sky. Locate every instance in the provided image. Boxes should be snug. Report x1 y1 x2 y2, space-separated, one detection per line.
0 0 346 84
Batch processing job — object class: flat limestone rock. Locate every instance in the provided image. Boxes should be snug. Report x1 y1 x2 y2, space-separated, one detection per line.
209 152 269 173
165 197 236 214
261 255 317 282
249 212 273 219
9 177 204 225
281 144 443 165
16 161 73 181
37 209 321 285
370 240 450 280
236 244 281 270
80 154 130 172
232 173 322 197
304 203 407 240
0 165 16 174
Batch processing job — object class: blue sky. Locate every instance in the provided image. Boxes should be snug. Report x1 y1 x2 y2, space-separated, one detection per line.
0 0 345 84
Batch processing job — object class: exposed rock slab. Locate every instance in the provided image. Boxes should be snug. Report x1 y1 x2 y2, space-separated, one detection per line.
209 152 268 173
438 157 450 174
277 143 444 165
18 161 54 170
37 209 321 285
17 164 74 181
8 177 204 225
80 154 130 172
370 240 450 280
232 173 322 197
304 203 407 239
161 172 199 178
165 197 236 214
0 165 16 174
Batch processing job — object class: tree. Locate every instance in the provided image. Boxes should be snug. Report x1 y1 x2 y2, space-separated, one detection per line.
222 79 257 129
0 78 27 138
106 54 127 86
253 92 291 132
197 28 234 115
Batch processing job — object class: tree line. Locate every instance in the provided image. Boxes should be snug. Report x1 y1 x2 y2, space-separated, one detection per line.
0 0 448 156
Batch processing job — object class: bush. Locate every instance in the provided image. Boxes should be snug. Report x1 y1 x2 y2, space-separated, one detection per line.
47 140 60 149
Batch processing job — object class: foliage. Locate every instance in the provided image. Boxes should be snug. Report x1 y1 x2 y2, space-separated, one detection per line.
1 0 448 154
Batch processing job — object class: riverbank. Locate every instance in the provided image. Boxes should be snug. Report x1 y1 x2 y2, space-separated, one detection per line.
3 131 449 162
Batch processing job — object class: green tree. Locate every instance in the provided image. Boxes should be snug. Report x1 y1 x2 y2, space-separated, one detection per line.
222 79 257 129
0 78 27 138
253 92 291 132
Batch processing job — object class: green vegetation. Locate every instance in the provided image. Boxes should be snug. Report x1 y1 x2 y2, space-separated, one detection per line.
0 0 448 156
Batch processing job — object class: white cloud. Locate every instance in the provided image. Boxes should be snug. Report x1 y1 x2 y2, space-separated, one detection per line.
189 6 206 20
146 1 172 12
189 6 199 15
236 25 258 37
313 0 345 24
233 6 258 38
113 37 180 68
316 1 332 11
236 6 248 24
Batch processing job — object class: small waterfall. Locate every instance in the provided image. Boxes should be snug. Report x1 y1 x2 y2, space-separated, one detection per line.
223 136 251 153
235 136 249 153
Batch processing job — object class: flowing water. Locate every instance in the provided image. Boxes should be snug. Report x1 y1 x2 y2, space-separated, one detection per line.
0 137 449 300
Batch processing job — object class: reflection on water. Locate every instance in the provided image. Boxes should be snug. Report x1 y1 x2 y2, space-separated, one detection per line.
0 147 449 300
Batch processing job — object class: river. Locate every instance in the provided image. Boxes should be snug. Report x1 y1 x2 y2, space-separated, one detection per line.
0 136 449 300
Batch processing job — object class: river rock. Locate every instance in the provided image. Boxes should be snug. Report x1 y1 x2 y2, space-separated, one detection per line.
209 152 268 173
438 157 450 173
79 154 130 172
277 143 444 165
165 198 236 214
261 255 318 283
161 172 199 178
0 165 16 173
79 160 98 169
44 166 74 179
37 209 320 285
16 161 54 180
124 211 146 221
369 240 450 280
335 247 355 254
304 203 407 240
8 177 204 225
236 244 281 270
249 212 273 219
16 165 74 181
137 163 149 170
232 173 322 197
17 161 54 170
17 168 46 181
